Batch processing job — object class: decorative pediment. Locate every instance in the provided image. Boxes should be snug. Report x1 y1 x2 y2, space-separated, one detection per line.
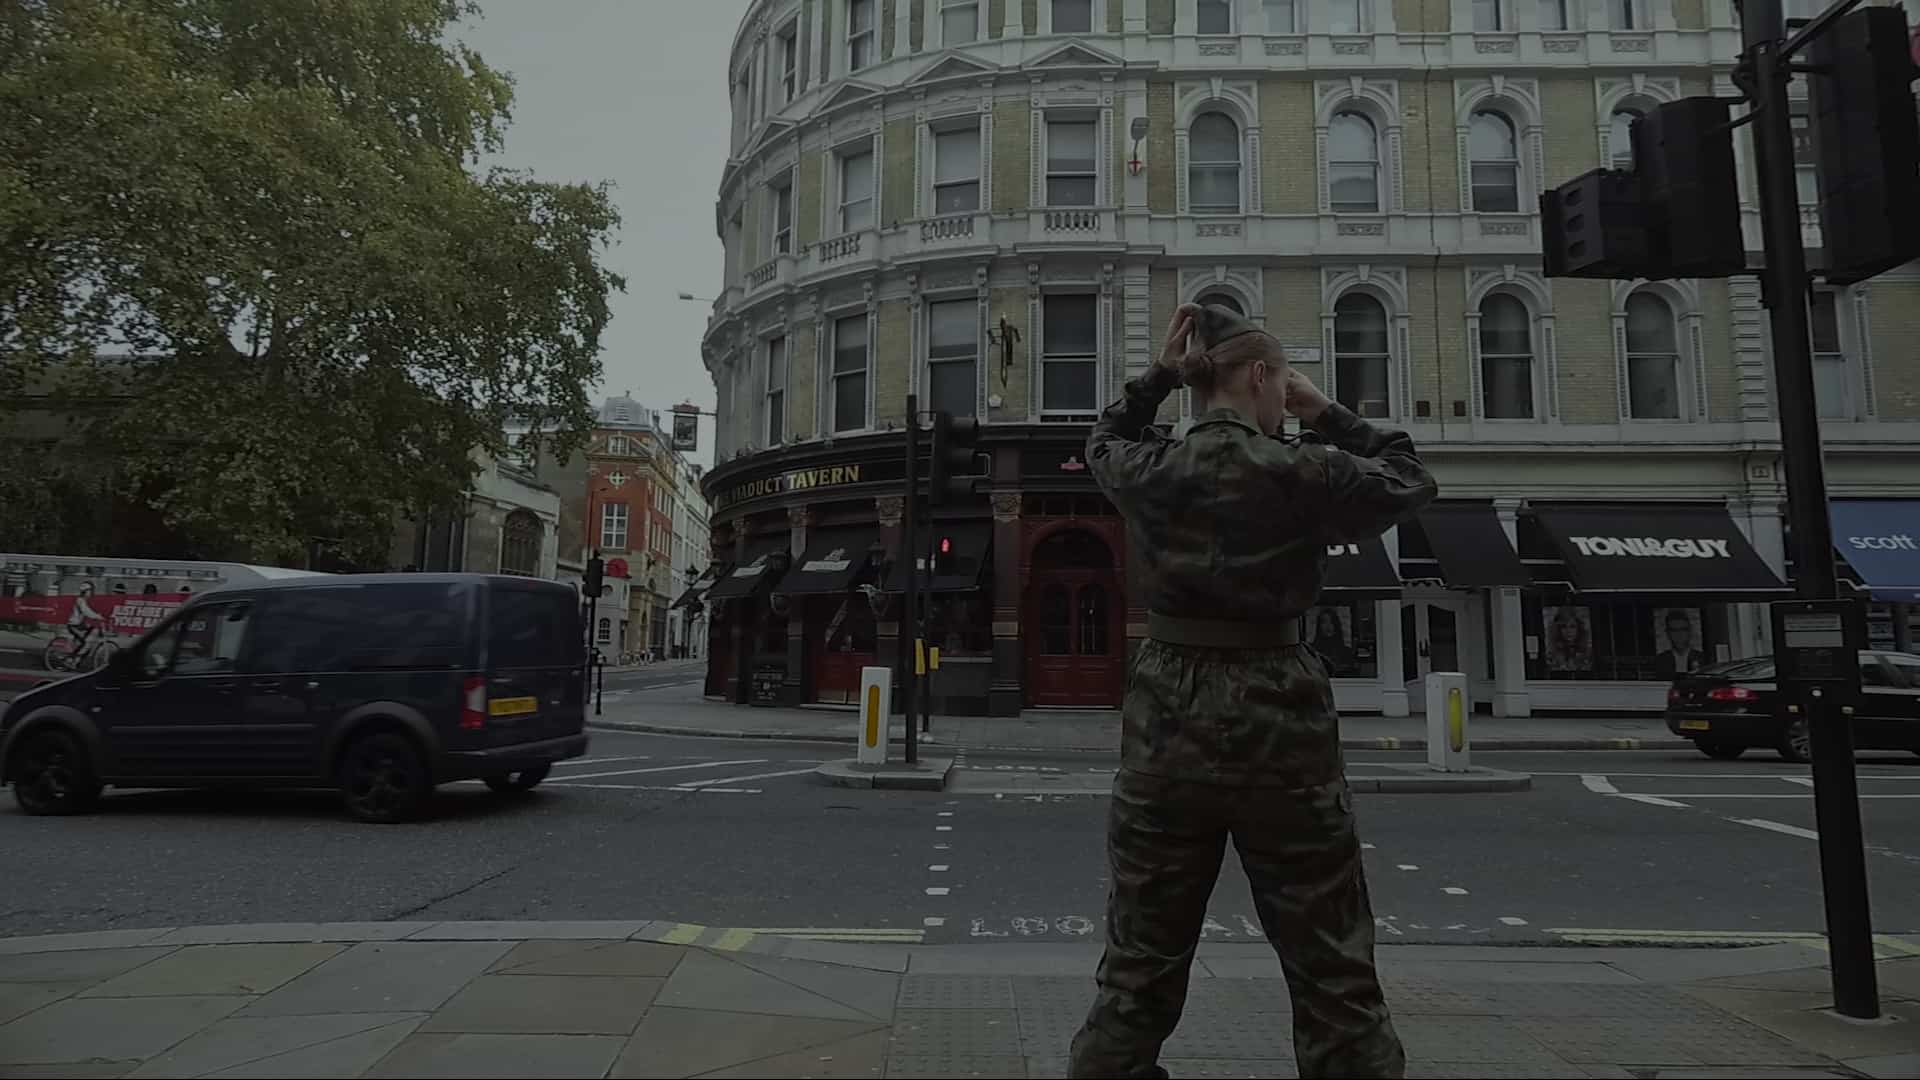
744 118 800 159
909 53 999 85
815 80 883 114
1024 41 1124 70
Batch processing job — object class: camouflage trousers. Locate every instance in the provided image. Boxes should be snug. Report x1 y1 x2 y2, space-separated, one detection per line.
1068 769 1405 1079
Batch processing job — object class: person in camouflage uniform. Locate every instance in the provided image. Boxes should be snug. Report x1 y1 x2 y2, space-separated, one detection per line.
1069 303 1437 1080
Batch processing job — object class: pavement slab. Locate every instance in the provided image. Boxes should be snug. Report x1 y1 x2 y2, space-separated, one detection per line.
364 1032 625 1079
652 949 876 1022
610 1007 885 1078
124 1011 423 1079
0 948 172 985
0 982 86 1026
725 951 900 1021
78 943 343 999
240 940 512 1017
489 940 685 978
883 1052 1029 1077
888 1006 1023 1056
692 1028 890 1079
0 994 247 1066
421 974 662 1035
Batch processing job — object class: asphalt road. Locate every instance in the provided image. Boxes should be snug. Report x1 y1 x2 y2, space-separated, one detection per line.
3 730 1917 950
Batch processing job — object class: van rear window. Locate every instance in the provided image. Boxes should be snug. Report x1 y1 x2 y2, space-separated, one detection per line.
251 585 469 673
489 586 581 669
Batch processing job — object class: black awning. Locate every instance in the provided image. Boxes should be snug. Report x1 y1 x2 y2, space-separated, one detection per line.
1531 504 1787 595
883 521 992 594
1413 503 1529 588
779 527 882 595
705 537 791 601
669 565 724 611
1323 537 1399 595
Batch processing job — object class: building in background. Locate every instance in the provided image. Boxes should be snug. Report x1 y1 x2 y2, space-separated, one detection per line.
698 0 1920 716
389 447 560 579
669 457 713 659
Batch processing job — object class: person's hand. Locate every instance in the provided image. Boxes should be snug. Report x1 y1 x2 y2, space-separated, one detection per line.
1154 304 1198 374
1284 366 1332 425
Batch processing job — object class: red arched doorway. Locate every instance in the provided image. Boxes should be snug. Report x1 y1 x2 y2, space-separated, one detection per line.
1025 527 1124 708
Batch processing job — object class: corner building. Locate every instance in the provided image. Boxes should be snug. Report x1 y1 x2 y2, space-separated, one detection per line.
699 0 1920 717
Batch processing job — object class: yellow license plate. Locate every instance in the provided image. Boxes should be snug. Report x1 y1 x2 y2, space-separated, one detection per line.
488 696 539 717
1679 718 1711 731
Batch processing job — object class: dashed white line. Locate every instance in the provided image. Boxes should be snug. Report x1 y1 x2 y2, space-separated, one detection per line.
1499 916 1529 926
559 756 654 767
936 825 953 832
1728 817 1821 840
924 917 946 927
926 887 951 896
1396 864 1420 871
1443 887 1469 896
938 811 955 817
1617 793 1691 808
929 864 950 872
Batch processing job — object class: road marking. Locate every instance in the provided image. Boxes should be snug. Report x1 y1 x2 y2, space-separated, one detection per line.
929 864 950 872
739 927 925 942
936 825 953 831
543 782 763 793
1443 887 1469 895
924 917 946 927
711 929 757 951
678 767 817 787
1728 816 1821 840
1623 793 1920 800
1362 842 1376 849
661 923 704 945
559 756 654 766
938 811 954 817
926 887 951 896
1780 776 1815 788
1615 793 1691 808
1397 864 1420 871
1581 774 1618 794
1499 916 1529 926
553 759 767 781
934 843 951 851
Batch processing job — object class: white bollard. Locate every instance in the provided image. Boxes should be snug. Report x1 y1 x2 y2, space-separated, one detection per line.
857 666 892 765
1425 671 1471 772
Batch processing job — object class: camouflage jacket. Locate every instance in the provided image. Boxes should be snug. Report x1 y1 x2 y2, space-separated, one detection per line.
1087 365 1438 623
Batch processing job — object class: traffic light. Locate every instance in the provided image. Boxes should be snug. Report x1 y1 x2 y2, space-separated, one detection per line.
1541 169 1655 279
933 535 956 577
1541 98 1743 280
1807 7 1920 285
927 412 982 506
584 554 605 599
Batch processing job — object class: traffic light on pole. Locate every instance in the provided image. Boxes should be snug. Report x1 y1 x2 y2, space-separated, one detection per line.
1807 7 1920 285
927 412 981 507
934 535 956 577
584 554 605 599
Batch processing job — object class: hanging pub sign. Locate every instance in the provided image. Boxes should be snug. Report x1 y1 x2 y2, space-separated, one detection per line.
670 406 700 452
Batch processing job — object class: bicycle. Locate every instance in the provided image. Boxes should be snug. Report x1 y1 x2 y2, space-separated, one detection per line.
43 632 119 674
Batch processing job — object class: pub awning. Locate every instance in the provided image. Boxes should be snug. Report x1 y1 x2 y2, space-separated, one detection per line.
1407 503 1530 588
883 521 991 594
1530 504 1787 595
1323 537 1399 597
1829 500 1920 603
778 527 882 596
705 537 791 602
670 565 725 610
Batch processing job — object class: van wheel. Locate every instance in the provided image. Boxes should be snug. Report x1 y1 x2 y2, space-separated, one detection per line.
483 765 550 793
338 732 431 824
12 729 102 816
1778 717 1812 764
1696 739 1746 760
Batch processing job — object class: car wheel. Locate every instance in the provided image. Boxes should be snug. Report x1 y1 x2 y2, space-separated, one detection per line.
1778 716 1812 764
1697 739 1746 760
11 728 102 816
483 765 550 794
338 732 432 824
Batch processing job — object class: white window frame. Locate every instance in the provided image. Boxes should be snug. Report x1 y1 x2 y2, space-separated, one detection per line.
1197 0 1235 34
846 0 876 72
1475 292 1539 421
831 313 871 433
766 335 788 444
779 21 799 105
926 296 981 420
1262 0 1298 33
1187 111 1244 215
1809 289 1859 421
1622 290 1687 422
600 502 630 550
770 174 794 255
1608 108 1641 171
1049 0 1097 34
1043 114 1100 209
1331 291 1395 420
1039 292 1101 419
1327 0 1367 34
930 120 983 216
608 434 633 456
836 142 876 235
1467 109 1523 215
1327 110 1382 214
938 0 982 46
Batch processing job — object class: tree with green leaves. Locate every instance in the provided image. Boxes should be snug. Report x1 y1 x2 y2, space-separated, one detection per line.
0 0 624 566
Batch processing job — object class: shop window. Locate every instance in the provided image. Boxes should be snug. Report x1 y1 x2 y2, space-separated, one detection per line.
1524 595 1733 681
1306 602 1378 678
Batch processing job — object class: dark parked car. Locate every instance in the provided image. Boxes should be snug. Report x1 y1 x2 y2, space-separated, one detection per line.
0 574 588 822
1665 651 1920 762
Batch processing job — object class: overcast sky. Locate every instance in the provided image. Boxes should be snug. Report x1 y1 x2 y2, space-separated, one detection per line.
457 1 746 468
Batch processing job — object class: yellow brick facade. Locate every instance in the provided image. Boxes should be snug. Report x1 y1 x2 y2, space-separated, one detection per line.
1399 77 1457 213
992 100 1029 213
1146 82 1175 214
1259 80 1316 215
1541 77 1598 187
874 300 911 425
882 118 915 226
789 323 819 438
796 152 822 249
1147 0 1173 35
1700 279 1738 422
1551 279 1621 424
1870 282 1920 419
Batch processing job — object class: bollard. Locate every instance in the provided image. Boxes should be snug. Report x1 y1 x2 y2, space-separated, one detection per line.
858 666 892 765
1424 671 1470 772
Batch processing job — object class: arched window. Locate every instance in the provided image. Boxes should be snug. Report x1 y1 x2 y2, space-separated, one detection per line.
1609 109 1641 170
1188 112 1242 215
1195 291 1245 315
500 510 543 576
1469 111 1520 213
1624 292 1682 419
1478 294 1535 419
1328 112 1380 213
1333 293 1392 419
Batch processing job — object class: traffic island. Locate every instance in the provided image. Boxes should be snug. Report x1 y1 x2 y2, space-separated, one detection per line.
814 756 954 791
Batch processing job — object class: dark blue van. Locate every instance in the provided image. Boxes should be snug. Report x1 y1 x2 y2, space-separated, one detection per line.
0 574 588 822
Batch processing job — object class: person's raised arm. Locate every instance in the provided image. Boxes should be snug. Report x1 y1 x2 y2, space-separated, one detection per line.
1086 306 1193 509
1284 367 1437 541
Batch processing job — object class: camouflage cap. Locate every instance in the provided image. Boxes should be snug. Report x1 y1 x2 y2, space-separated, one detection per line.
1191 303 1263 350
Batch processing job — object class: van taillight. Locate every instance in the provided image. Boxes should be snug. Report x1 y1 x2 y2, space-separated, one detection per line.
1707 686 1756 703
461 677 487 730
1667 687 1681 704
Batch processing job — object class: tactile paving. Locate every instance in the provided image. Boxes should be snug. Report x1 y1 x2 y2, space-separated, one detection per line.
888 1007 1023 1057
896 974 1015 1010
884 1052 1030 1077
1519 1016 1831 1067
1393 1015 1569 1065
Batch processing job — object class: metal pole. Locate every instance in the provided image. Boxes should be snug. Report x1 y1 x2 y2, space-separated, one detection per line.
1741 0 1878 1019
901 394 920 766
